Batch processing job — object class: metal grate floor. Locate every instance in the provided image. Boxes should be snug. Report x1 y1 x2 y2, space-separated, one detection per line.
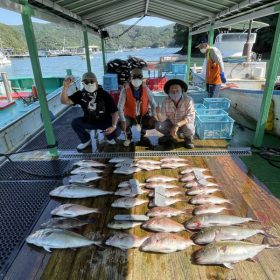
0 180 61 278
0 160 71 180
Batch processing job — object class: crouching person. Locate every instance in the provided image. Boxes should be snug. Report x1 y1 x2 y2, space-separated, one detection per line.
155 79 195 149
61 71 121 151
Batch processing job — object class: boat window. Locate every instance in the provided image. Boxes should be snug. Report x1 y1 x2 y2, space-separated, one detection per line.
219 33 256 43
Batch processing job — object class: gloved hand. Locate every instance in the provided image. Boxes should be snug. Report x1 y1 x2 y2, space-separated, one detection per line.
220 72 227 83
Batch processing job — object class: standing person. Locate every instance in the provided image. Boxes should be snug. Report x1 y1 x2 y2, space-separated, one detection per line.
61 72 121 151
196 38 227 97
118 68 157 146
155 79 195 149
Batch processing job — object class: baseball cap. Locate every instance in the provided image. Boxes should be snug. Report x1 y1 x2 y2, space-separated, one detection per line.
195 38 209 48
82 72 97 81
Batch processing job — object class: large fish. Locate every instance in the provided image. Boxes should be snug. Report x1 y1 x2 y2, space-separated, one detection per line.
161 162 189 169
50 203 101 217
114 167 142 175
146 206 188 218
26 228 101 252
185 214 258 230
109 157 131 163
193 241 279 269
69 173 102 183
160 157 189 163
74 160 106 168
115 187 148 197
105 233 149 250
146 175 178 183
189 195 230 205
145 182 180 189
136 159 161 165
107 220 142 230
140 233 194 253
193 204 228 215
40 217 95 229
70 167 104 175
118 181 146 188
111 197 148 209
148 188 184 198
187 186 220 196
192 226 277 244
149 197 188 207
181 168 209 174
142 217 185 232
49 185 113 198
135 164 161 171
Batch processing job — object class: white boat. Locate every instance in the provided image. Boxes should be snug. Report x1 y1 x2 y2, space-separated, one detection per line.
0 51 11 65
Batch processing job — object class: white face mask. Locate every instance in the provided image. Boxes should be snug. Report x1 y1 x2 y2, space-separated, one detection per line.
131 79 142 88
169 92 182 102
200 48 207 54
84 82 97 93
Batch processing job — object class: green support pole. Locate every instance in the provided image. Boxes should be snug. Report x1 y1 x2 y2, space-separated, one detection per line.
20 1 58 157
185 29 192 86
83 29 92 72
66 69 72 75
208 24 214 47
254 13 280 147
101 34 107 74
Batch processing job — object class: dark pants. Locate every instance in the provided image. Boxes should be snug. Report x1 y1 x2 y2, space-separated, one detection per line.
71 117 121 143
123 115 157 136
206 84 221 98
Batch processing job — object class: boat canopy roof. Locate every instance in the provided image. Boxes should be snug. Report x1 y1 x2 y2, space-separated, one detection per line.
1 0 277 35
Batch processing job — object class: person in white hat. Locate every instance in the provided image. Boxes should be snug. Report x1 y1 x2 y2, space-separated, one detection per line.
61 71 120 151
155 79 195 148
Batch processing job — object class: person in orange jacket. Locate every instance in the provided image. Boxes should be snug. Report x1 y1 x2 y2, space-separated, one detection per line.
196 38 227 98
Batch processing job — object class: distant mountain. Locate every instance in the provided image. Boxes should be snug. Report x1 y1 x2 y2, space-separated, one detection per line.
0 22 176 53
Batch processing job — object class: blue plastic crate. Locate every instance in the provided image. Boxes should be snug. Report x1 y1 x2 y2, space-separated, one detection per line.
161 63 172 72
196 115 234 139
165 73 186 81
194 104 206 110
103 74 118 91
189 91 208 103
171 64 186 74
196 109 228 116
203 98 231 111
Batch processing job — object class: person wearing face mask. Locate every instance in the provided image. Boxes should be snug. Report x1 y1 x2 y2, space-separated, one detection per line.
196 38 226 98
117 68 157 147
155 79 195 149
61 71 121 151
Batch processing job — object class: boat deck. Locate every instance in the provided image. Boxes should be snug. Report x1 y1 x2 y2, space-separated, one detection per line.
1 107 280 280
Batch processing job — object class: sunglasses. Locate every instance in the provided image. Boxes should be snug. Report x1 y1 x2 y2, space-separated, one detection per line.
83 80 95 85
132 75 143 79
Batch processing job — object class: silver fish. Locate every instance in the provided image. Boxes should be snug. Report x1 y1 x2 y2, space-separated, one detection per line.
142 217 185 232
193 204 228 215
107 220 142 230
184 181 199 188
180 174 195 182
109 157 131 163
160 157 189 163
114 167 142 175
70 167 104 175
146 206 187 218
198 179 218 187
115 187 148 197
105 233 149 250
74 160 106 168
111 197 148 209
146 175 178 183
118 180 146 188
136 159 161 165
134 164 161 171
181 168 209 174
140 233 194 253
148 188 184 198
189 195 230 205
145 182 180 189
49 185 113 198
192 226 276 244
187 186 219 196
193 241 278 269
26 228 101 252
149 197 188 207
161 162 189 169
40 217 95 229
50 203 101 217
185 214 257 230
69 173 102 183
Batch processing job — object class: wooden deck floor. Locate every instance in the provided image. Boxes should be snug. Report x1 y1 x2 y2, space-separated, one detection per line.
4 140 280 280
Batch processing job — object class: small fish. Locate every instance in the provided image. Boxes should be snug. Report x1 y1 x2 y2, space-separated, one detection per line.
109 157 131 163
115 187 148 197
193 204 228 215
146 175 178 183
145 182 180 189
149 197 188 207
142 217 185 232
49 185 113 198
181 168 209 174
180 174 195 182
192 226 277 244
140 233 194 253
189 195 230 205
69 173 102 183
70 167 103 175
107 220 142 230
50 203 101 217
160 157 189 163
111 197 148 209
198 179 218 187
74 160 106 168
146 206 188 218
161 162 189 169
118 181 146 188
26 228 101 252
136 159 161 165
193 241 279 269
184 181 199 188
187 186 219 196
185 214 258 230
114 167 142 175
135 164 161 171
148 188 184 198
105 233 149 250
40 217 95 229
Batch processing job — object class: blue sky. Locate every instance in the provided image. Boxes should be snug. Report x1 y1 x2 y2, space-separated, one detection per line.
0 8 173 27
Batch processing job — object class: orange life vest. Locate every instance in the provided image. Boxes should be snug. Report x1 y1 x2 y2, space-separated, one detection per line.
206 49 222 85
124 84 149 118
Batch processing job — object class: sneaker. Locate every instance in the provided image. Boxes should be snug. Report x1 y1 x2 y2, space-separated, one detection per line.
106 138 117 145
77 139 91 150
184 138 194 149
